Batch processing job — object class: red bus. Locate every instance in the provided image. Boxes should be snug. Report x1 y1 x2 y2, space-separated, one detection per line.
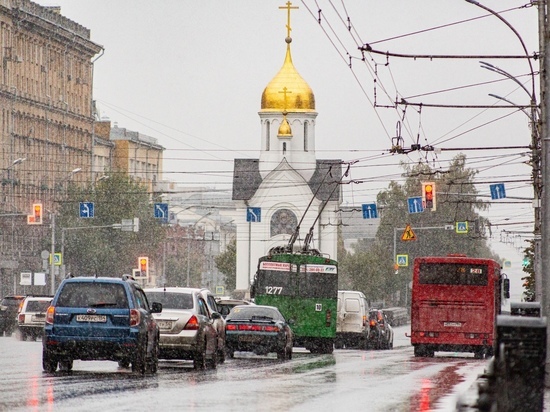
410 255 509 358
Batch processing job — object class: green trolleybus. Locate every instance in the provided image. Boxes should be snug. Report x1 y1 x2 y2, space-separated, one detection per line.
251 248 338 354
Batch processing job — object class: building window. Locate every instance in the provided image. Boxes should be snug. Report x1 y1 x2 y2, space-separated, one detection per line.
270 209 298 237
266 121 270 151
304 121 308 152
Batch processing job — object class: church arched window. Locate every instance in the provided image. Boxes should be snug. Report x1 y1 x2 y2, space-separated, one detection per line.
304 121 309 152
270 209 298 237
266 120 270 151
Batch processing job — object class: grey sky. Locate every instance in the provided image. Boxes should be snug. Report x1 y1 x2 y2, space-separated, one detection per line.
36 0 539 244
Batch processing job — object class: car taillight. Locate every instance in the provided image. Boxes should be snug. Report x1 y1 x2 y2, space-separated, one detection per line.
325 309 332 327
45 306 55 324
226 323 280 332
370 320 377 327
130 309 140 326
184 315 200 330
363 315 367 327
18 313 24 323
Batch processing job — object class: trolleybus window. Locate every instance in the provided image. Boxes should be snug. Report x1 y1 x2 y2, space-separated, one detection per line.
419 263 488 286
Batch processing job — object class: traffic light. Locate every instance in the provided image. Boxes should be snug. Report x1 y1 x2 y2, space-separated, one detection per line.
138 256 149 277
27 203 43 225
422 182 436 211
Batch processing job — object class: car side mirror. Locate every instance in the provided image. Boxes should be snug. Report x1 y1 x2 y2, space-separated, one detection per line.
288 318 295 325
151 302 162 314
211 312 221 320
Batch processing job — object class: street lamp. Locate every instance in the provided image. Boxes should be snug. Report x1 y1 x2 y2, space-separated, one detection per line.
186 212 212 287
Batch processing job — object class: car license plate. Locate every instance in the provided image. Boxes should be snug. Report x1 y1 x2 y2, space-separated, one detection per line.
239 335 260 343
157 321 172 330
76 314 107 323
31 314 45 322
444 321 462 327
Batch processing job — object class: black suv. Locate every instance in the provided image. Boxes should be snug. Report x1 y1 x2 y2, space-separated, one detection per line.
43 275 162 374
0 295 26 336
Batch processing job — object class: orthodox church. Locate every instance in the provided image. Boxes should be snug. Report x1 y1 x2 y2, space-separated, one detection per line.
232 4 343 292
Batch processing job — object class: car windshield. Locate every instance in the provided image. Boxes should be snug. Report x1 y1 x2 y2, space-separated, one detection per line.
145 292 193 310
227 306 282 322
56 283 128 308
26 300 51 312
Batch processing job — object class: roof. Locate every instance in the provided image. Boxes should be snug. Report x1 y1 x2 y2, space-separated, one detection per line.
232 159 342 201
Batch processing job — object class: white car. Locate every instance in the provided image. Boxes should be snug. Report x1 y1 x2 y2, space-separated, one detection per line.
144 287 223 369
17 296 52 341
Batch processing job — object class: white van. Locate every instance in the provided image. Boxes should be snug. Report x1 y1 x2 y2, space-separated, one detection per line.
335 290 369 349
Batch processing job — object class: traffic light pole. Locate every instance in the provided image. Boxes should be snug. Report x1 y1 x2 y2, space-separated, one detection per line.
49 213 55 296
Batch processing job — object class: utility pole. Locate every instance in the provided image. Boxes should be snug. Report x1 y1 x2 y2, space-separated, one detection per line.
538 0 550 385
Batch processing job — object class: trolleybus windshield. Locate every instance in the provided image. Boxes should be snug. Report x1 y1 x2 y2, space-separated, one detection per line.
419 263 488 286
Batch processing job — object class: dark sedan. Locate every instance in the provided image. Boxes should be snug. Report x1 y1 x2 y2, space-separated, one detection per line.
225 305 293 360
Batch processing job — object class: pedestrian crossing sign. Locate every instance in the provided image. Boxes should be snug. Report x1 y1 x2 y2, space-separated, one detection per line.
401 224 417 241
396 254 409 267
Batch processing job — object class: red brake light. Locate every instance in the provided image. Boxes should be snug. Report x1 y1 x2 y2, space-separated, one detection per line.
370 320 377 327
130 309 140 326
263 325 280 332
226 324 237 331
46 306 55 324
184 315 200 330
18 313 24 323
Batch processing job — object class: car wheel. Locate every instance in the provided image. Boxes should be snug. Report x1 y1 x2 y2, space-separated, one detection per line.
147 338 159 374
132 341 147 374
226 348 235 359
287 346 292 360
118 359 130 368
217 347 225 364
59 359 73 371
42 349 58 373
18 331 26 341
193 343 207 370
206 348 218 369
276 347 287 360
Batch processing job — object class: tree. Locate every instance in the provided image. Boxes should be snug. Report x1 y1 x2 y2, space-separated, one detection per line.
214 239 236 293
56 171 165 277
521 240 535 302
340 154 498 306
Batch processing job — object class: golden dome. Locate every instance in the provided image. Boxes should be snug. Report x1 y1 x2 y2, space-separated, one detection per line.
261 43 315 113
277 114 293 137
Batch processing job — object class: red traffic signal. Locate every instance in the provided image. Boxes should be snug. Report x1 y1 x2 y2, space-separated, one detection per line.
27 203 43 225
138 256 149 277
422 182 436 211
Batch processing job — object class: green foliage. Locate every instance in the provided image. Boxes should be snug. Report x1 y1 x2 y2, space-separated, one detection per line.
214 239 236 293
56 171 165 277
340 154 498 306
521 239 535 302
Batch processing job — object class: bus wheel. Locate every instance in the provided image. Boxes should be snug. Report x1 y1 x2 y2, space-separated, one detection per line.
414 345 430 357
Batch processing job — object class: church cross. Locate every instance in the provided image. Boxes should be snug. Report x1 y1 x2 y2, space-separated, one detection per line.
279 1 298 38
279 86 292 111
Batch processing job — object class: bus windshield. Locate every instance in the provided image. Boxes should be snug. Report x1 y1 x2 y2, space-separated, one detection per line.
418 262 488 286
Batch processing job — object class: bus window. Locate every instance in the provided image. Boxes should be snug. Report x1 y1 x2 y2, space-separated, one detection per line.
418 263 488 286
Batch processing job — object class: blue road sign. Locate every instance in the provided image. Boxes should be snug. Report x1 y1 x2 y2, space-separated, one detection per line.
490 183 506 200
247 207 261 222
407 197 424 214
154 203 169 222
362 203 379 219
79 202 94 218
396 254 409 267
456 221 468 234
